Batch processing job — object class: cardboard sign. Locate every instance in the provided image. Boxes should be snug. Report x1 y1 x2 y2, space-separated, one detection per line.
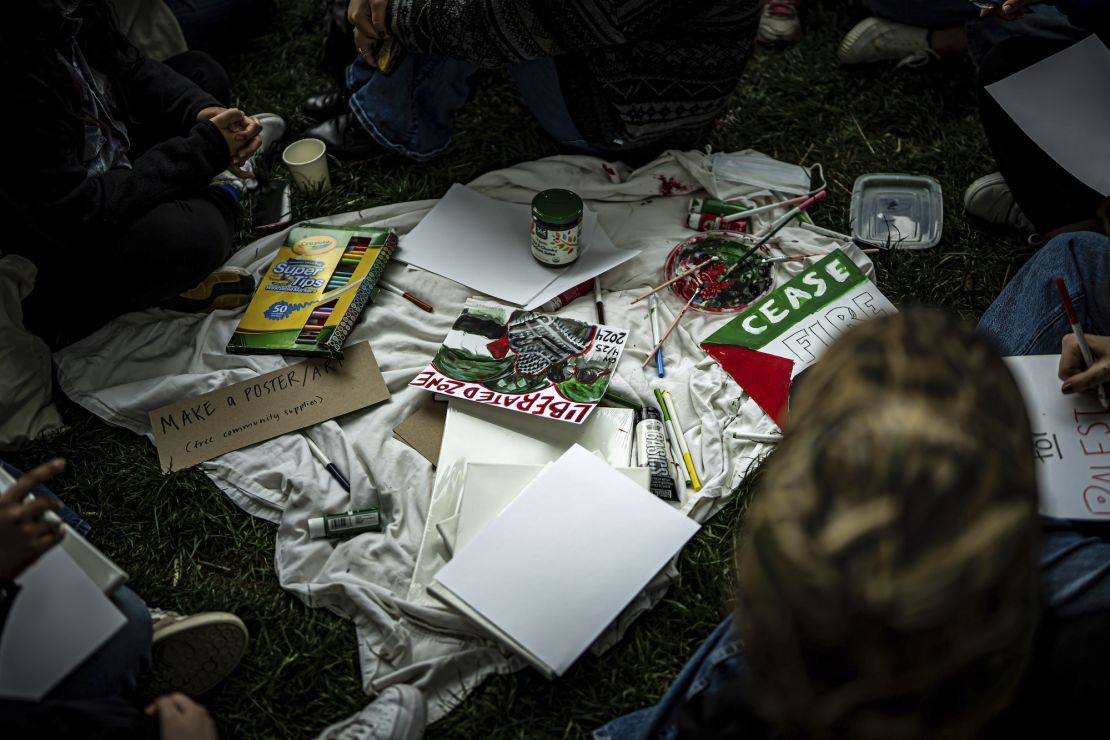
393 396 449 466
1005 354 1110 520
148 342 389 472
702 249 896 378
410 297 628 424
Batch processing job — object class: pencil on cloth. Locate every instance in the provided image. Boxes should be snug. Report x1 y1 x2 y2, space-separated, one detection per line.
379 280 434 312
642 283 702 368
717 191 827 283
631 256 721 305
719 194 810 224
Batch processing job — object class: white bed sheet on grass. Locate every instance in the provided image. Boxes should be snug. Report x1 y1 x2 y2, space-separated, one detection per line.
54 150 873 723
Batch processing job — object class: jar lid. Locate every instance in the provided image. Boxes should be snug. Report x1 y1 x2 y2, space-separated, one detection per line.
532 188 583 225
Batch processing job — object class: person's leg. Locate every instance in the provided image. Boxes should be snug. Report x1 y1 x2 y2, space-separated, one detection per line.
47 586 153 701
161 49 230 106
25 188 236 343
978 232 1110 356
343 52 479 161
594 616 751 740
505 58 599 156
163 0 273 63
977 37 1103 234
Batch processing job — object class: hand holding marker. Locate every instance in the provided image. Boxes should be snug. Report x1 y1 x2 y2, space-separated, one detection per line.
1056 277 1110 410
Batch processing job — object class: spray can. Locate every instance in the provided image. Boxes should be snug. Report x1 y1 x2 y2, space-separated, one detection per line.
308 508 382 539
635 407 678 501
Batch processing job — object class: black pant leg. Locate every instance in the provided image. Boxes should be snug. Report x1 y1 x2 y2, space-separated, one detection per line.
162 50 231 106
977 35 1103 233
25 188 236 347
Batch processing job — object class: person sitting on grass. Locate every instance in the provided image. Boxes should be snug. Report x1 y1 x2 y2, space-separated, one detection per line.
298 0 762 164
836 0 1087 68
0 458 247 740
595 306 1110 739
4 0 279 347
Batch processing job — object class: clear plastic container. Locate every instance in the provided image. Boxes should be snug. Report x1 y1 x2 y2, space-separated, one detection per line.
849 173 943 250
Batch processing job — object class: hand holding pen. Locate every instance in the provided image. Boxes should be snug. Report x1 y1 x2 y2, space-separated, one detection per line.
1056 277 1110 410
1059 333 1110 408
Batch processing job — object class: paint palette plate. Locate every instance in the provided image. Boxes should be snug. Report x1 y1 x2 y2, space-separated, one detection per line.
664 232 773 313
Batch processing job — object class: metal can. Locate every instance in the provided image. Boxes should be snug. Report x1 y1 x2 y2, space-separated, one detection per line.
530 188 583 266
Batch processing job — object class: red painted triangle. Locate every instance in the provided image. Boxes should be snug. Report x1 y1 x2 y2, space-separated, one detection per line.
702 344 793 428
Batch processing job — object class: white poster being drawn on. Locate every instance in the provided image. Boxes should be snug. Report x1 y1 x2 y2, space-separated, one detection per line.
1005 354 1110 520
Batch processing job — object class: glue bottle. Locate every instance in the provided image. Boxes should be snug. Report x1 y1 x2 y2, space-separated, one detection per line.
308 509 382 539
635 407 678 501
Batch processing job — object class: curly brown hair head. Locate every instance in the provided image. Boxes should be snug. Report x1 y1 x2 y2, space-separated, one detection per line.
735 308 1040 740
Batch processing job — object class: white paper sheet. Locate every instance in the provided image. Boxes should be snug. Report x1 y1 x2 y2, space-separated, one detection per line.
396 183 638 308
433 445 699 677
986 36 1110 197
0 546 127 699
1005 354 1110 520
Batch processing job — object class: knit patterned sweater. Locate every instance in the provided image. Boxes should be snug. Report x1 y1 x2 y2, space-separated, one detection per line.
387 0 762 160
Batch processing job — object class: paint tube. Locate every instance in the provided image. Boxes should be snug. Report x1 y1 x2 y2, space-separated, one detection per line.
308 508 382 539
687 198 751 232
537 279 595 312
636 407 678 501
687 212 749 233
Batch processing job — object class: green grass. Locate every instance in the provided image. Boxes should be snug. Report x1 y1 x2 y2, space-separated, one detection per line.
6 2 1041 738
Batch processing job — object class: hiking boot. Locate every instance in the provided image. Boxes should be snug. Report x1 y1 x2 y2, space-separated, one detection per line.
964 172 1034 232
144 609 249 698
758 0 802 45
161 267 255 313
315 685 427 740
838 17 937 68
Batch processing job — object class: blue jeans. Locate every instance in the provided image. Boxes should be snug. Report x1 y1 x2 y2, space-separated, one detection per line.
598 232 1110 740
594 617 750 740
865 0 1088 65
345 53 596 161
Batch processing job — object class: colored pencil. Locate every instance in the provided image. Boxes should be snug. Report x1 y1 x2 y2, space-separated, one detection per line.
732 431 783 443
378 281 434 312
717 191 827 283
719 193 810 224
630 256 720 305
642 282 702 368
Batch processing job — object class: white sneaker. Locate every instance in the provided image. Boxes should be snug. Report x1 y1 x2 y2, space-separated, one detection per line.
253 112 287 156
315 685 427 740
964 172 1034 231
144 609 249 698
838 17 937 68
758 0 802 45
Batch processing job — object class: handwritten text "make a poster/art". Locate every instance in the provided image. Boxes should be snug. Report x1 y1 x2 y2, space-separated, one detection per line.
148 342 389 472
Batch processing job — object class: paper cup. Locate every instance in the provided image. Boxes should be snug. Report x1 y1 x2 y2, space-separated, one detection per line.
282 138 331 191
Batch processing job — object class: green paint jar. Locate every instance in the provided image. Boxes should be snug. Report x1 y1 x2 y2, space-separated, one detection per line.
531 189 583 267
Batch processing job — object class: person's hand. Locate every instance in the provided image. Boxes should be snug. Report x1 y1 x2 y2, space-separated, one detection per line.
980 0 1040 20
1059 333 1110 394
206 108 261 178
349 0 390 64
145 693 219 740
0 459 65 581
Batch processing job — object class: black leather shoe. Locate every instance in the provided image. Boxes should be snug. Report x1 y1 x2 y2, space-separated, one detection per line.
302 112 383 161
300 92 349 123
